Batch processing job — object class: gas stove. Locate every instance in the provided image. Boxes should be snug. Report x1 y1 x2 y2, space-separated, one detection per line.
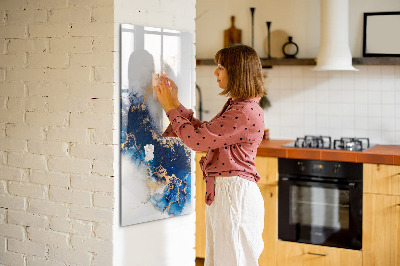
283 135 373 151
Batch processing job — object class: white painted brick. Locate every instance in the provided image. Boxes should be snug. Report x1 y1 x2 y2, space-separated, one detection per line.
50 216 92 236
29 170 69 187
52 154 89 174
0 224 24 240
0 151 6 165
0 195 25 210
27 81 68 97
0 250 24 266
26 111 69 127
8 152 47 170
50 37 92 53
8 39 47 54
49 186 91 205
94 66 113 82
93 223 111 240
70 22 113 37
31 0 67 9
70 143 113 161
0 235 5 251
70 52 113 67
8 210 49 229
48 246 91 265
0 25 27 39
69 205 112 223
27 227 68 248
70 113 113 129
0 55 25 67
0 166 24 181
91 7 113 22
92 159 113 176
7 97 48 112
26 256 65 266
71 235 112 254
28 199 68 217
70 174 113 193
0 82 25 97
6 125 45 140
92 36 113 52
69 83 113 99
47 97 113 113
1 0 27 9
93 129 113 144
48 156 91 175
7 9 48 24
47 127 87 142
0 69 5 82
8 182 47 199
0 110 24 124
28 140 68 156
28 53 69 68
0 181 6 194
92 253 113 266
93 192 113 208
46 67 91 82
29 23 69 38
49 7 91 23
68 0 112 7
8 238 47 256
0 208 6 222
7 68 46 82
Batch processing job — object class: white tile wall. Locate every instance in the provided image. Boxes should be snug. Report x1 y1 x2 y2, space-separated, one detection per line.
196 65 400 145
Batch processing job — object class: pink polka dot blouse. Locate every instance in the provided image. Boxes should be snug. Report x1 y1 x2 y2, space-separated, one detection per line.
162 97 265 205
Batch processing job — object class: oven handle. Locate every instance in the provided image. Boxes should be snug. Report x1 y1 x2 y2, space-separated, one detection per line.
280 177 357 189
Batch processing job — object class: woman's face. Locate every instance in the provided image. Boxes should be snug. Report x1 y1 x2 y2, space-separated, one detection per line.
214 64 228 89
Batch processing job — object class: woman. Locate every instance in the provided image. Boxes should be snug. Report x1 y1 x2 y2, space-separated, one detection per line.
153 44 266 266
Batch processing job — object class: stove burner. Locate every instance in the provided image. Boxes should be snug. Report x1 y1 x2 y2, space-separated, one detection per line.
295 135 332 149
333 137 370 151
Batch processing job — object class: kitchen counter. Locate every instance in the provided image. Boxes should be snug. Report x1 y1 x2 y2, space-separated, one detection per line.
257 139 400 165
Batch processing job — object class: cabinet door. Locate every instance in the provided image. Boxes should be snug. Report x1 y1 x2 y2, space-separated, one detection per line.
259 185 278 266
363 193 400 266
255 156 278 186
277 241 362 266
195 152 207 258
364 164 400 196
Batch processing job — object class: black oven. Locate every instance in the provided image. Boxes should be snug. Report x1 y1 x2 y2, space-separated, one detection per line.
278 158 363 250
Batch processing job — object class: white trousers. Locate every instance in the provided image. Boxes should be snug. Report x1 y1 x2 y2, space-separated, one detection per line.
205 176 264 266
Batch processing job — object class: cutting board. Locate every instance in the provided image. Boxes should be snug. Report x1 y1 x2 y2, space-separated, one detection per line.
224 16 242 48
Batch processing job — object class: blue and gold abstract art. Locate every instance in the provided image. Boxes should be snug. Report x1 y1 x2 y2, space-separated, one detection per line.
120 24 193 226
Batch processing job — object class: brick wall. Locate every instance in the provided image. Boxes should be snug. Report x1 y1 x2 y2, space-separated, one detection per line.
0 0 115 265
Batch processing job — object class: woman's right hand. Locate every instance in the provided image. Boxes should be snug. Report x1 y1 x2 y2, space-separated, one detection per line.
160 74 180 108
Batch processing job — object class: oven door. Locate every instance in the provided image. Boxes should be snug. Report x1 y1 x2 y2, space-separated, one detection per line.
278 176 362 250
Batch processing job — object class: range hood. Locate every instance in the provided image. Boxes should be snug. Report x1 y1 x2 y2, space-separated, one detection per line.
314 0 358 71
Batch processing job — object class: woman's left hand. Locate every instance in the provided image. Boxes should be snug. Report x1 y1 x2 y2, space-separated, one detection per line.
153 76 176 113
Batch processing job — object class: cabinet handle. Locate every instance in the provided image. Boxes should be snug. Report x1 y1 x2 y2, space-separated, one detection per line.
307 252 328 256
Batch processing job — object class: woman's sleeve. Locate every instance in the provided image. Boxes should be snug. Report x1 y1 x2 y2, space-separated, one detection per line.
164 106 248 152
162 103 202 137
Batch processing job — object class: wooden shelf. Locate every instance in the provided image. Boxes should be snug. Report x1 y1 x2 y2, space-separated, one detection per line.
196 57 400 67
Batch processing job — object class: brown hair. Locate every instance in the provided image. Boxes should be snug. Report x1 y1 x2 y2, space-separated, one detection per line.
214 44 266 98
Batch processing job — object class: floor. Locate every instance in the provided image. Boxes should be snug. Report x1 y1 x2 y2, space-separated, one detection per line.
195 257 205 266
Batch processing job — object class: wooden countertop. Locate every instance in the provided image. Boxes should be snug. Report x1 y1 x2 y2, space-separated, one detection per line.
257 139 400 165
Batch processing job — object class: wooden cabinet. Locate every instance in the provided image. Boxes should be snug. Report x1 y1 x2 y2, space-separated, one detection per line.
195 154 279 264
363 193 400 266
363 163 400 266
195 152 207 258
276 241 362 266
363 163 400 196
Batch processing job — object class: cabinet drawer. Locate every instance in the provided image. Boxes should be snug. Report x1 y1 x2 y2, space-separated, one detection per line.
364 164 400 196
277 241 362 266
